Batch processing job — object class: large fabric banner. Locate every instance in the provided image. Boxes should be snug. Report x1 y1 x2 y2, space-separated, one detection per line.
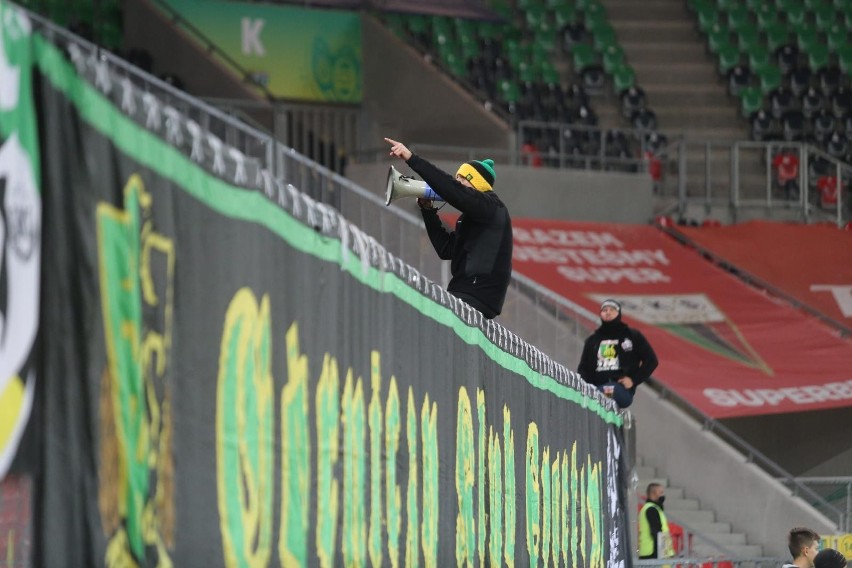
16 5 630 566
0 0 40 479
675 221 852 328
511 218 852 418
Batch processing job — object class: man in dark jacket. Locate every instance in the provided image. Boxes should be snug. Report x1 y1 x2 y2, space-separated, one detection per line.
577 299 658 408
385 138 513 319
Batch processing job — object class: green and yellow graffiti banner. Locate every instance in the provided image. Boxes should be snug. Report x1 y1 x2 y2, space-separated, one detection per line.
158 0 362 102
19 5 630 566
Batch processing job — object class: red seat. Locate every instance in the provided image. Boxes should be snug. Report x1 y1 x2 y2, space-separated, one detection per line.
817 175 842 207
520 143 543 168
645 150 663 182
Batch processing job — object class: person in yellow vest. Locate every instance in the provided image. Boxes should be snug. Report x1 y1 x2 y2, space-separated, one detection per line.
639 483 675 560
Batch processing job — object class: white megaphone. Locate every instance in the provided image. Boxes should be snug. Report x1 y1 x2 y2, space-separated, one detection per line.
385 165 445 206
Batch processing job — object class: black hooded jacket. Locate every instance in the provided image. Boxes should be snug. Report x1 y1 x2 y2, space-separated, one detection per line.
406 153 513 317
577 316 658 390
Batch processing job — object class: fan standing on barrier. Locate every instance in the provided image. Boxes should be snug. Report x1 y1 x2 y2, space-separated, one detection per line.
384 137 513 320
578 299 658 409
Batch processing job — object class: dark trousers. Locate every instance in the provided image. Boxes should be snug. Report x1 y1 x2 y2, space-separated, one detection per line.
452 291 497 320
597 381 634 408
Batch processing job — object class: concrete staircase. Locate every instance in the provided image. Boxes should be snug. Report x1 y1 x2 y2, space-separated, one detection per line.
597 0 776 210
635 458 765 557
600 0 747 140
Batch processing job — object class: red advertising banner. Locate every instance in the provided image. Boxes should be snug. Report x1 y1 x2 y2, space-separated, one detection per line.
675 221 852 328
510 218 852 418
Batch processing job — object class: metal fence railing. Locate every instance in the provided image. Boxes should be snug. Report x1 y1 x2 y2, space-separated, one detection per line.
778 477 852 533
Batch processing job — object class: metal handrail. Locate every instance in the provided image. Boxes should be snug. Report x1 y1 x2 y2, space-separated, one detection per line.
776 477 852 533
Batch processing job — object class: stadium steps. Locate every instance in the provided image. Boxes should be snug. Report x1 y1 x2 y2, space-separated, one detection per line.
635 458 765 557
600 0 747 141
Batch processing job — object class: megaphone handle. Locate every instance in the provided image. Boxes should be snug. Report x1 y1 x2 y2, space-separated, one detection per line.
423 186 444 202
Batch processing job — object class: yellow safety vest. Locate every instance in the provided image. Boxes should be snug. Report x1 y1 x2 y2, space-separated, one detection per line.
639 501 675 558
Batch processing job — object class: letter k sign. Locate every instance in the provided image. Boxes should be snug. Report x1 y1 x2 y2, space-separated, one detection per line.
241 18 266 56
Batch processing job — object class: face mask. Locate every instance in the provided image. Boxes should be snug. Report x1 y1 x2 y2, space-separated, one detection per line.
657 495 666 507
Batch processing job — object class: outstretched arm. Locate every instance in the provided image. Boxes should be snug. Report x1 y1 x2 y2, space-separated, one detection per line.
384 137 496 219
385 137 413 161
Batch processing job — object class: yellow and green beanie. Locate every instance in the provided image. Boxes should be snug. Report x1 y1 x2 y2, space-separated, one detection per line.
456 158 496 192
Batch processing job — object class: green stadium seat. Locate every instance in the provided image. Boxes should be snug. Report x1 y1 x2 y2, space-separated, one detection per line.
602 43 625 73
794 22 821 52
697 4 720 31
442 51 467 77
592 23 618 51
781 2 807 26
806 43 831 71
554 4 579 28
763 22 790 51
717 0 739 10
837 44 852 74
736 22 762 53
583 3 609 32
717 43 742 74
755 6 780 30
755 63 783 92
572 42 600 71
827 24 849 51
611 62 636 94
748 44 771 68
726 6 752 29
833 0 852 9
540 60 561 85
813 5 837 30
707 23 731 53
739 86 765 117
517 60 536 83
499 79 521 104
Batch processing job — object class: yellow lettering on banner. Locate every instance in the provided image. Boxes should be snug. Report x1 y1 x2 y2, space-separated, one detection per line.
280 323 311 567
385 378 402 568
368 352 383 568
586 458 603 568
477 389 487 568
526 423 541 566
503 406 516 568
405 388 419 568
551 454 561 564
541 446 552 566
215 289 274 568
455 387 475 566
570 442 579 568
342 371 367 566
488 428 503 567
315 355 340 568
421 395 439 568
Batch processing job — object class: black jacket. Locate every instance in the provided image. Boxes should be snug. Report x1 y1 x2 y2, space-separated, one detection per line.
577 320 658 390
406 154 513 317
